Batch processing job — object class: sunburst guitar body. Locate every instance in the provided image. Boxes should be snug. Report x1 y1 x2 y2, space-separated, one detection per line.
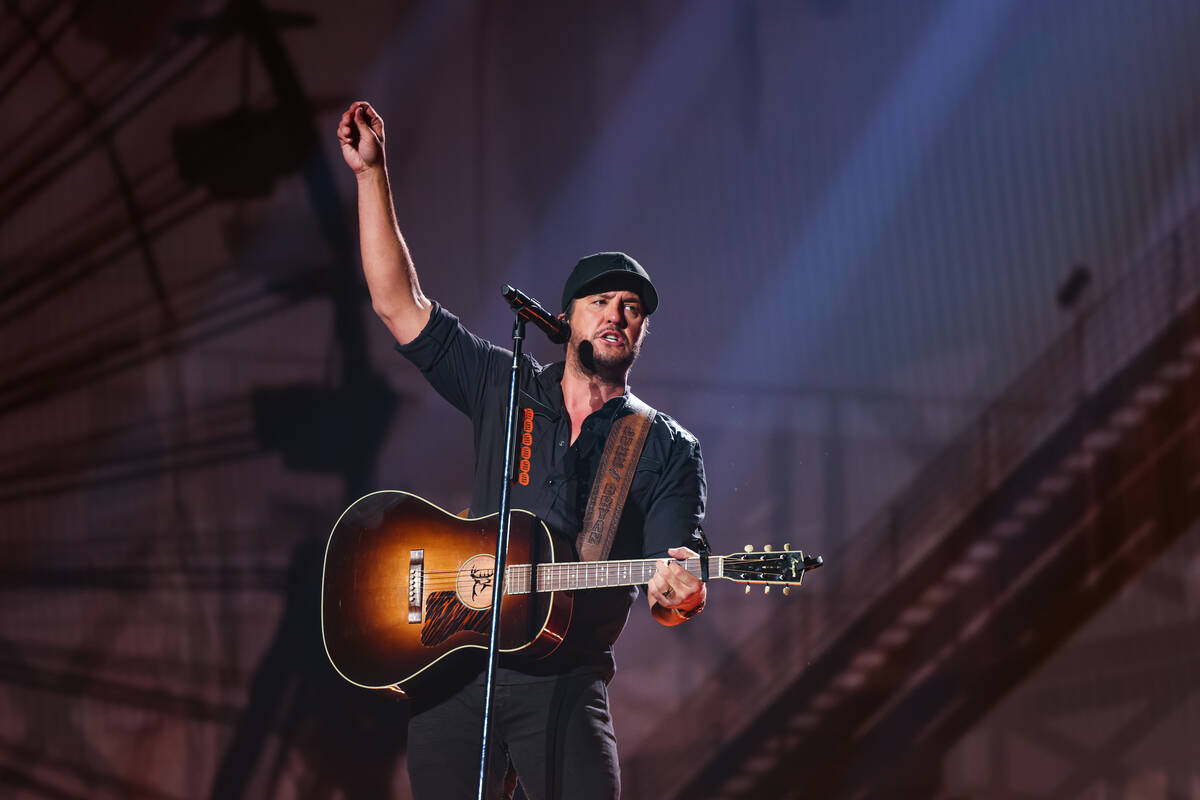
321 490 821 696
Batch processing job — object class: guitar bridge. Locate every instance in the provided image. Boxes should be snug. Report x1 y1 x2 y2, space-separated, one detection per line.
408 549 424 623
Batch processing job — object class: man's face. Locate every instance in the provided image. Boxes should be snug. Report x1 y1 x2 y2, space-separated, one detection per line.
565 289 648 379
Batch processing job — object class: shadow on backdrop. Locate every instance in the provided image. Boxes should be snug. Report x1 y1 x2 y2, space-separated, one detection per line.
209 531 409 799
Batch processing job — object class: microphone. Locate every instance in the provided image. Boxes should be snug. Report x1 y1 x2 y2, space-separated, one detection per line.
501 285 570 344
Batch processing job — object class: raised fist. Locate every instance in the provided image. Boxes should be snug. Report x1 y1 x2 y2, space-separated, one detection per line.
337 101 385 174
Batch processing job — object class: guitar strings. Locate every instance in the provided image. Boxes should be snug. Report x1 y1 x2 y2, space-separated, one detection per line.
412 567 671 591
410 557 782 577
399 556 791 592
405 559 701 592
413 558 704 579
410 557 784 580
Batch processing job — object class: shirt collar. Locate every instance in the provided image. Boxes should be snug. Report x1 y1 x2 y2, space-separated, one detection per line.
528 361 636 420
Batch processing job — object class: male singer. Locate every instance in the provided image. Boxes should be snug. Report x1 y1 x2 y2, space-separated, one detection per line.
338 100 707 799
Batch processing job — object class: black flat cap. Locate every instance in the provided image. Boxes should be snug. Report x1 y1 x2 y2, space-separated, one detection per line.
560 252 659 315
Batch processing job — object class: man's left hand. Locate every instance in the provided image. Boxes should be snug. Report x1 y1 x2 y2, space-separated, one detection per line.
648 546 706 625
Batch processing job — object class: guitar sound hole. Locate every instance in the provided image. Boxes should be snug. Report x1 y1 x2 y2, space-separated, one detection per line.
456 554 495 610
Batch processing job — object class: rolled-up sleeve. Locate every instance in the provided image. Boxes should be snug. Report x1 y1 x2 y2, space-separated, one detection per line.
394 302 505 419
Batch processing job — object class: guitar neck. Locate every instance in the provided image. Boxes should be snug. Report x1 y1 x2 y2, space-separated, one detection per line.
504 557 717 594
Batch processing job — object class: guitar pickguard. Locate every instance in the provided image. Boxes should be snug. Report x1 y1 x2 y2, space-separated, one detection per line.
421 590 490 646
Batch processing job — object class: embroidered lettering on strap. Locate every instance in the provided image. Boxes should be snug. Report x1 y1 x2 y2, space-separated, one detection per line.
576 396 657 562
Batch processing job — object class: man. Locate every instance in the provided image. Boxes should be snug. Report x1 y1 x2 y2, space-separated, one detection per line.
337 100 707 800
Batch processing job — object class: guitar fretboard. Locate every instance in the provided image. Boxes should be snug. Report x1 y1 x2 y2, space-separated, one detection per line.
503 557 715 594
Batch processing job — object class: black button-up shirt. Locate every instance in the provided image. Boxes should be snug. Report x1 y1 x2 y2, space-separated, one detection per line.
396 303 706 677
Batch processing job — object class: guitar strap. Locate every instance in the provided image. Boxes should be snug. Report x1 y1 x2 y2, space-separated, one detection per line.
575 394 657 562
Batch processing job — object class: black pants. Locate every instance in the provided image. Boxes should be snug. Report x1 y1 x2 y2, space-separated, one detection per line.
406 669 620 800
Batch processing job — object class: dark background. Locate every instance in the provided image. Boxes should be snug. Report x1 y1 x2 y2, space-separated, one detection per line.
3 1 1200 797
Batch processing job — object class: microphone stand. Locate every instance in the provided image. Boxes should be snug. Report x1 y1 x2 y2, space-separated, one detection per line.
477 312 525 800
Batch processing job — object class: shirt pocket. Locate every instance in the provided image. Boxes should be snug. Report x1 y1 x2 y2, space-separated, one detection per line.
631 455 664 496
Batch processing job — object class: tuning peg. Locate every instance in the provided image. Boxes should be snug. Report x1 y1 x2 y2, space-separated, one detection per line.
744 544 753 552
783 587 792 596
763 585 771 595
783 543 792 551
744 585 751 595
763 544 773 552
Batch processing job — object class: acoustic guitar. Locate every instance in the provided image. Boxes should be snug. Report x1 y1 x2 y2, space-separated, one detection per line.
321 490 822 695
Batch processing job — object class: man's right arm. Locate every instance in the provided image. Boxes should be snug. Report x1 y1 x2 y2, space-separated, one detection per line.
338 101 432 345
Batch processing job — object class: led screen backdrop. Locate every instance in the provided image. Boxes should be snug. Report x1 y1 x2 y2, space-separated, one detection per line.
2 1 1200 797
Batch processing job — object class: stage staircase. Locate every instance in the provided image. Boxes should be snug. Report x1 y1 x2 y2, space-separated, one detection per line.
638 214 1200 799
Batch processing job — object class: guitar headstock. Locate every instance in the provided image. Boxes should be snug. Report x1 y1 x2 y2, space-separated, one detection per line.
721 545 824 595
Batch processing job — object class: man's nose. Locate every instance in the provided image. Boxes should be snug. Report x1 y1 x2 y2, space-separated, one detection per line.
605 302 624 324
